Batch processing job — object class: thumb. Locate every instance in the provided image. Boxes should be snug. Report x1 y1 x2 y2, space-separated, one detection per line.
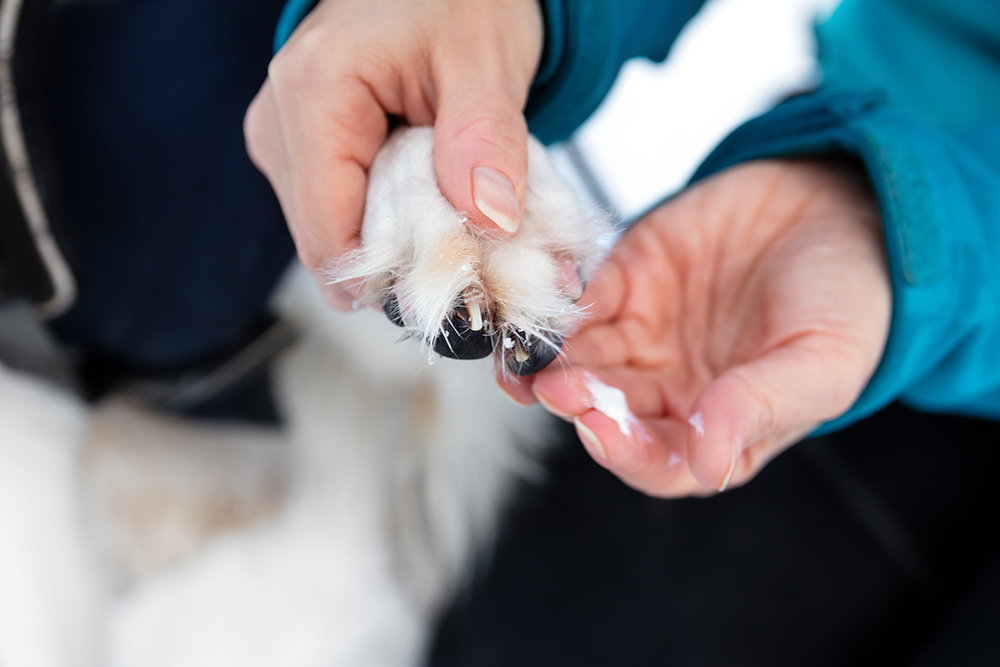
685 342 865 492
433 82 529 235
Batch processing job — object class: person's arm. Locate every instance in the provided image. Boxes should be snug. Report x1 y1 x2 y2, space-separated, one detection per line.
504 0 999 496
693 94 1000 430
690 0 1000 430
272 0 709 142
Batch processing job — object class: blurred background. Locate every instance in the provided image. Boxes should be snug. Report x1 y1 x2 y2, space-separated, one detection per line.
552 0 839 222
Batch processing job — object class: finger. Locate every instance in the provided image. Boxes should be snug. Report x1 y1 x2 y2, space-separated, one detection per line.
576 251 629 323
530 366 680 423
494 362 538 407
564 225 683 367
554 256 635 367
534 366 708 496
246 73 389 311
433 70 529 235
244 81 286 181
289 78 387 263
311 274 370 312
685 339 867 492
573 411 705 498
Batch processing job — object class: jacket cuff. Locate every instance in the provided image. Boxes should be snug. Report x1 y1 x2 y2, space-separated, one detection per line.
273 0 320 53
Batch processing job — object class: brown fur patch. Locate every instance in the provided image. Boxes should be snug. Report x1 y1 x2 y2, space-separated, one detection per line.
81 397 292 578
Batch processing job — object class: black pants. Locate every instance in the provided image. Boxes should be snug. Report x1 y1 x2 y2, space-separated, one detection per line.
49 0 294 372
431 404 1000 666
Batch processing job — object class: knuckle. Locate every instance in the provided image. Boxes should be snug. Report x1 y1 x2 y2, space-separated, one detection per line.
440 95 526 144
268 27 337 91
297 246 329 275
242 97 266 159
731 367 782 438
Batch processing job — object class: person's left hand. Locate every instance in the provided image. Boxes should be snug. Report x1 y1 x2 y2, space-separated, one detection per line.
498 159 892 497
244 0 543 309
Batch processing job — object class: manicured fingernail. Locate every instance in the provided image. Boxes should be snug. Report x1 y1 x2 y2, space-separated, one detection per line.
574 417 607 463
718 434 741 492
688 411 705 437
472 166 519 232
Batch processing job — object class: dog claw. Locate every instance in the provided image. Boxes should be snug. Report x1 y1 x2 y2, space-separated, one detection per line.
504 332 562 376
559 257 586 302
467 300 483 331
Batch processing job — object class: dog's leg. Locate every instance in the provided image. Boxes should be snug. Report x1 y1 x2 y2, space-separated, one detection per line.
324 127 611 609
103 125 606 664
279 267 555 617
105 296 426 667
0 366 108 667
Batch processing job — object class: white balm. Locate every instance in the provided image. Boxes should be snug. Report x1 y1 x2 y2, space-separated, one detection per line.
583 374 635 437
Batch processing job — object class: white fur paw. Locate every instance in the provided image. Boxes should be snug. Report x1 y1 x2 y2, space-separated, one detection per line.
329 127 613 376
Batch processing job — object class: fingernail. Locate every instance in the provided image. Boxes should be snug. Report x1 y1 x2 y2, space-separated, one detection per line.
574 417 607 463
558 257 584 301
718 434 741 492
688 411 705 437
472 166 520 233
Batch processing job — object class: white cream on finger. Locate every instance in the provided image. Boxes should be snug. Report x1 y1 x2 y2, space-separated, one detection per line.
583 373 637 437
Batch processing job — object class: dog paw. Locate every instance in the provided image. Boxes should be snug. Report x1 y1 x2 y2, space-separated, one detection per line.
329 127 613 375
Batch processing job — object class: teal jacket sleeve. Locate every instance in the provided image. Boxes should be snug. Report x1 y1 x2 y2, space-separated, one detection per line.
525 0 705 143
690 0 1000 432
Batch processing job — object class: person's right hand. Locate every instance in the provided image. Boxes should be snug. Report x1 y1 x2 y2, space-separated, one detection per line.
498 159 892 497
244 0 543 308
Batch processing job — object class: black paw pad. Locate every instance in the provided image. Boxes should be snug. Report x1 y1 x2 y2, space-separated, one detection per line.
504 332 562 376
433 313 493 360
381 294 407 327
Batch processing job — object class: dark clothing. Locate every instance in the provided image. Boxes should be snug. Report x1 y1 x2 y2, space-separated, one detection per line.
48 0 294 372
431 406 1000 667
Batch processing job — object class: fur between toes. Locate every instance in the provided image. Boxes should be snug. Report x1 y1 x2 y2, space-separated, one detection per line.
327 126 614 375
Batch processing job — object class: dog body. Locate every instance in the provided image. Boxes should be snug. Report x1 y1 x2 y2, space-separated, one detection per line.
0 128 609 666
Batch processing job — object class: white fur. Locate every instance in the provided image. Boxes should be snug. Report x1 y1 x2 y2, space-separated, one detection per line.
333 127 613 360
0 129 606 666
0 368 106 667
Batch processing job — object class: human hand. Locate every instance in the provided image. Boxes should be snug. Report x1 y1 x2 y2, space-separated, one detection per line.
244 0 543 308
499 159 892 497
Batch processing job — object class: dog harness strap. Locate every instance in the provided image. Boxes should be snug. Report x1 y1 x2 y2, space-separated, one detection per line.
0 0 78 317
